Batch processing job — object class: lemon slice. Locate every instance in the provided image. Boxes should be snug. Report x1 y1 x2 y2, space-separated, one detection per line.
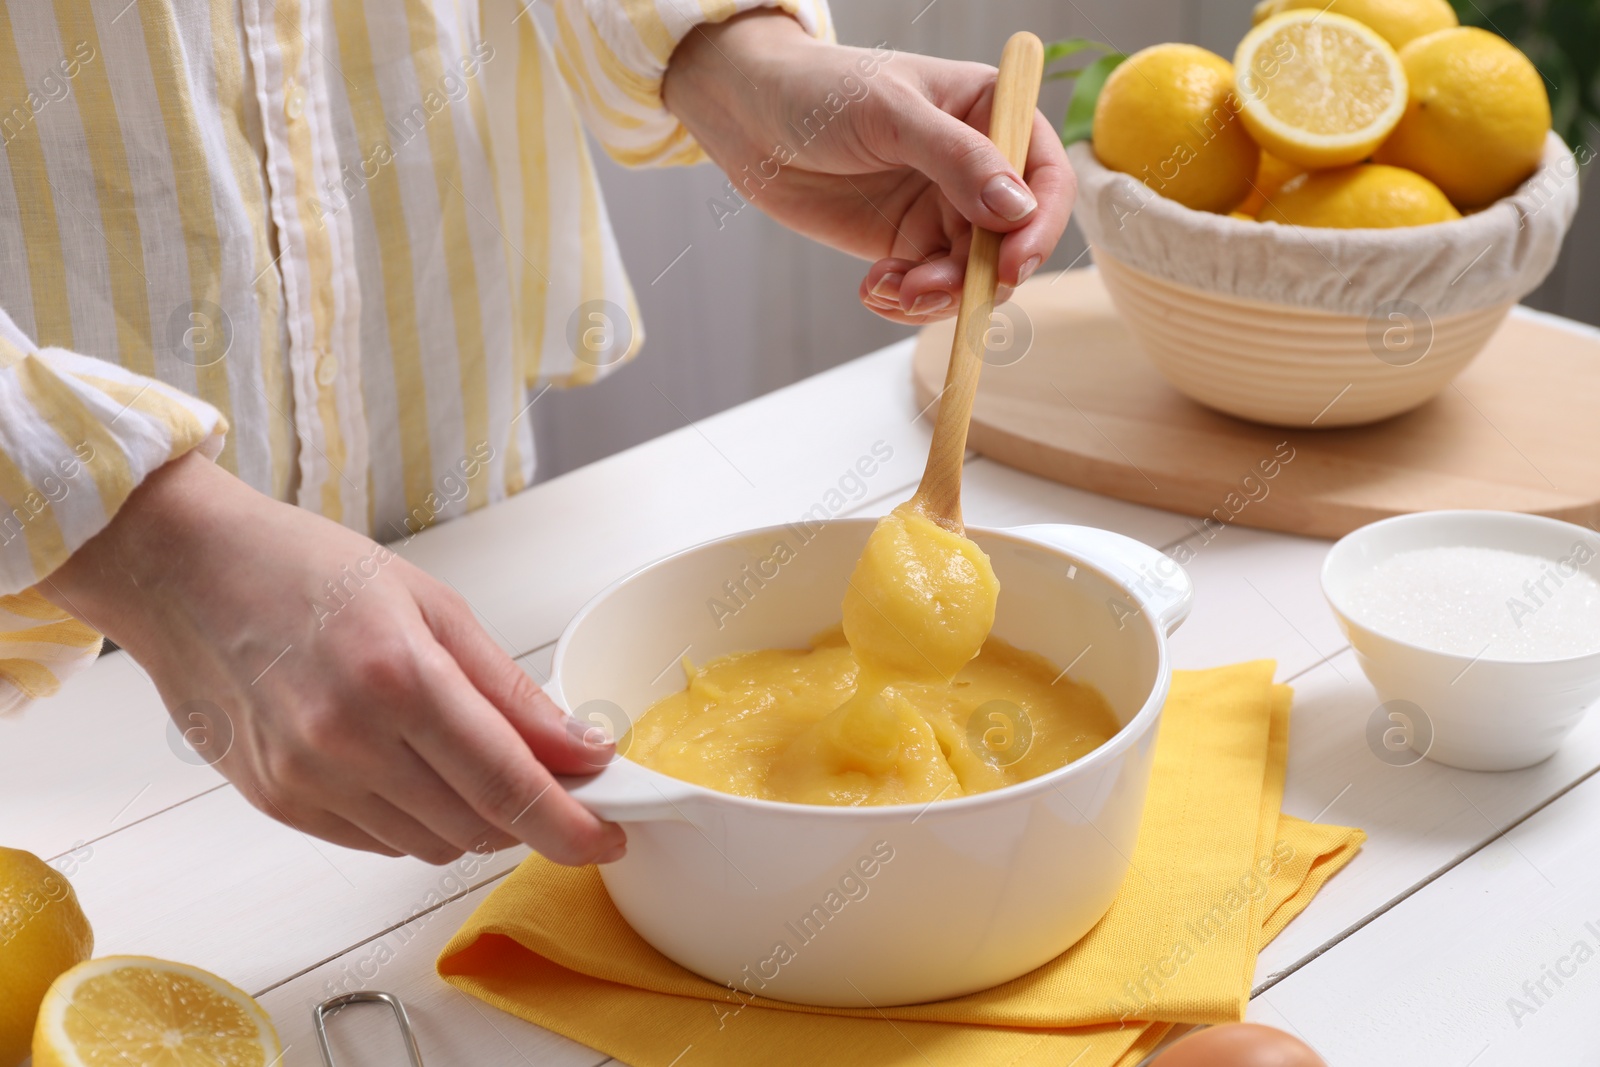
33 956 281 1067
1234 10 1407 169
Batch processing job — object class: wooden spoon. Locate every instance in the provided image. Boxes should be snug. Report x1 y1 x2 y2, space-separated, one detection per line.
910 31 1045 532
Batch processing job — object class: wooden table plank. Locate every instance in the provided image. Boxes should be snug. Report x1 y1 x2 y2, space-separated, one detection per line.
1163 524 1347 681
256 888 607 1067
1252 767 1600 1065
55 780 532 997
0 652 216 859
1254 651 1600 988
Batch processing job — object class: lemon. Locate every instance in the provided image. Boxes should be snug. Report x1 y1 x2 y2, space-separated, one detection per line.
0 848 93 1067
1374 27 1551 209
1234 11 1408 169
1275 0 1458 49
34 956 281 1067
1092 43 1260 213
1236 152 1307 215
1258 164 1461 227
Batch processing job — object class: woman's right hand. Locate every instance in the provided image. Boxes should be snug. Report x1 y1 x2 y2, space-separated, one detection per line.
39 451 626 867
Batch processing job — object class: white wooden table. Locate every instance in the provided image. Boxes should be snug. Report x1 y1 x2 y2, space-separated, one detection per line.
7 309 1600 1066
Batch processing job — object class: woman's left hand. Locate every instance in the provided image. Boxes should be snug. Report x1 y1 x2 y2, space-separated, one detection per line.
663 11 1075 325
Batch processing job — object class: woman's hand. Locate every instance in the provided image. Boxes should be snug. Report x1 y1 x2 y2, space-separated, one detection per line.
39 452 626 867
663 11 1074 324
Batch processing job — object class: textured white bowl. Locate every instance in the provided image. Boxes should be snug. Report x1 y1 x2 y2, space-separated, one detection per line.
1096 250 1514 427
1067 132 1579 428
551 519 1192 1006
1323 511 1600 771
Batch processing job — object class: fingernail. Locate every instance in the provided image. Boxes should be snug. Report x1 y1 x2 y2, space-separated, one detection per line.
907 292 953 316
1017 255 1042 286
870 272 904 300
982 174 1037 221
596 842 627 864
567 715 613 750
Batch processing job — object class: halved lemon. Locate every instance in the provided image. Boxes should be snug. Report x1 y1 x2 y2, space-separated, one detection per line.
1234 10 1408 169
33 956 281 1067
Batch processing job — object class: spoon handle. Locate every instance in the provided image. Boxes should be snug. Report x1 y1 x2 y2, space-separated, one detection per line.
914 31 1045 530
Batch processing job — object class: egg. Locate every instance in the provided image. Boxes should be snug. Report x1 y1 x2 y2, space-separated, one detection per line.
1149 1023 1326 1067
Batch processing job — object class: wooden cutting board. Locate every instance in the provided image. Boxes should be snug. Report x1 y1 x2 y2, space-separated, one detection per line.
911 269 1600 539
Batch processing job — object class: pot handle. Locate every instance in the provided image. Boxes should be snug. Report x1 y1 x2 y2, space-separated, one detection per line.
555 756 697 824
1006 524 1193 636
546 673 697 823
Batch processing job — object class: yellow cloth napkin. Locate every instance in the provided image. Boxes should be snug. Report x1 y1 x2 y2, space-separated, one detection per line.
438 662 1364 1066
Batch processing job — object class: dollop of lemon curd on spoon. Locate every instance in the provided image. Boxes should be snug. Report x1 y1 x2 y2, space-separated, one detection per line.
627 504 1117 806
841 503 999 680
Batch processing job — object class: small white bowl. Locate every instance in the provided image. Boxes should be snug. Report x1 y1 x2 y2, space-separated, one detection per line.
1322 511 1600 771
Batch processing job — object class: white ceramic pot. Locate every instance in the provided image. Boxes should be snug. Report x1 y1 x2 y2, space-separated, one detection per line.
548 519 1192 1007
1323 510 1600 771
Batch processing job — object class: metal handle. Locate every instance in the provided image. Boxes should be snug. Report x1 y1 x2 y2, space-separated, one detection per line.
314 991 425 1067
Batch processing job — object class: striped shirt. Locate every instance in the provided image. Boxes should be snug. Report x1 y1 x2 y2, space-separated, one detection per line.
0 0 830 712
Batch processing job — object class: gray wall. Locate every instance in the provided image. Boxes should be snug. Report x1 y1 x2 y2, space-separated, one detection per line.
532 0 1598 481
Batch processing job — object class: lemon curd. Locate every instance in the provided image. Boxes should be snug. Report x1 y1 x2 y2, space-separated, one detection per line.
629 506 1118 806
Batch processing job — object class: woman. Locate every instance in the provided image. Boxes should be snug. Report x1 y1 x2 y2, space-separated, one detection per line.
0 0 1071 866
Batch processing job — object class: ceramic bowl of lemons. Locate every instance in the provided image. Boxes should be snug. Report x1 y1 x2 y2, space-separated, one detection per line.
1066 5 1580 428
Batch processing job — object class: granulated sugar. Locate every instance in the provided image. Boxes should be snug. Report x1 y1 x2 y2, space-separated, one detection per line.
1347 545 1600 660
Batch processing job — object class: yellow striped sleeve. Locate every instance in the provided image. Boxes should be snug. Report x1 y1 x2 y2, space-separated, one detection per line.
550 0 832 167
0 588 103 713
0 309 225 711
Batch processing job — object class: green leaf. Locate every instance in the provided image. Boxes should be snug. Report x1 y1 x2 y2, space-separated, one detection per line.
1490 1 1530 37
1042 38 1110 68
1058 52 1127 146
1449 0 1488 27
1542 0 1597 47
1452 0 1527 35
